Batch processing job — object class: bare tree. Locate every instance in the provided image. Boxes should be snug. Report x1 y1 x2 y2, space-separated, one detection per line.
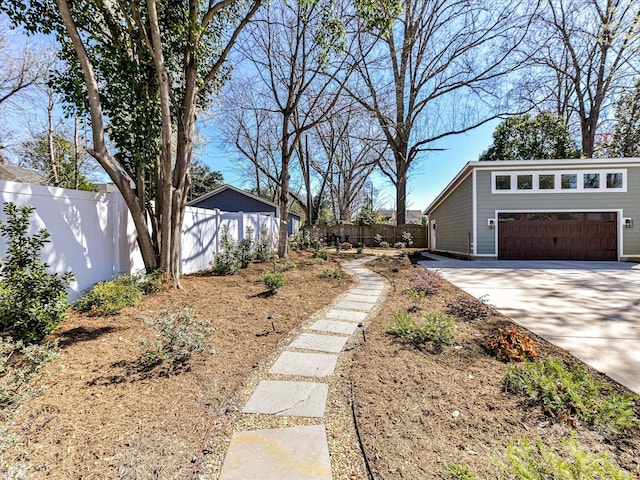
236 0 354 256
311 103 381 222
522 0 640 157
350 0 536 224
0 20 43 108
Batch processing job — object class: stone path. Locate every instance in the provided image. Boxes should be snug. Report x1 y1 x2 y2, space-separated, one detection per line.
218 258 385 479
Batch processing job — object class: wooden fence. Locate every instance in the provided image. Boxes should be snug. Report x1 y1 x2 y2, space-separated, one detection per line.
305 224 428 248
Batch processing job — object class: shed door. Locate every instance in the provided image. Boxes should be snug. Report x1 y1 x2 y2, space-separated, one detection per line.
498 212 617 261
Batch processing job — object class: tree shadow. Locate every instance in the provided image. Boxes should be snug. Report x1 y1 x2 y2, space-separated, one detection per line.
57 326 118 348
87 357 193 386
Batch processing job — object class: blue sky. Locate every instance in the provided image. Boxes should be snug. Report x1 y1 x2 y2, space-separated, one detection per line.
198 119 499 214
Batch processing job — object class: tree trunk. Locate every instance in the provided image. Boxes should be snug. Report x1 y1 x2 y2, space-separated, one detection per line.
395 149 408 226
55 0 158 272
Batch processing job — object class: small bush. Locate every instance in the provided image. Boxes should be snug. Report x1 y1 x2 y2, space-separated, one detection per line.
289 228 312 251
309 257 326 264
319 268 342 279
1 336 59 406
316 249 330 260
254 224 273 263
407 268 442 295
237 226 255 268
212 225 241 275
504 357 640 436
441 463 481 480
394 241 406 249
139 308 212 366
373 234 383 246
137 269 167 294
401 231 414 246
340 242 352 251
261 271 284 293
379 241 390 248
500 432 634 479
0 203 73 341
75 275 142 316
356 244 364 254
388 310 455 347
483 327 539 362
406 288 425 310
275 261 297 271
446 294 492 321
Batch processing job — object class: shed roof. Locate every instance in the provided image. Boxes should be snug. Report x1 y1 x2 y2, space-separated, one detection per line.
188 184 302 218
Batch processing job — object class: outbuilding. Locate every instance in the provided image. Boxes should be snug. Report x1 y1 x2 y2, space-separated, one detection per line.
188 184 302 235
424 158 640 261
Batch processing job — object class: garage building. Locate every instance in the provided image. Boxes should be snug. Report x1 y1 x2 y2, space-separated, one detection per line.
424 158 640 261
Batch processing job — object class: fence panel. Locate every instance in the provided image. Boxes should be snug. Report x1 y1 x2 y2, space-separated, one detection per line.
0 180 281 299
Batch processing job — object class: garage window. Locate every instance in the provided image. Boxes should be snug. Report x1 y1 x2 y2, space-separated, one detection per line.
517 174 533 190
492 169 626 193
539 174 555 189
558 213 583 220
607 173 623 188
561 174 577 189
495 175 511 190
583 173 600 189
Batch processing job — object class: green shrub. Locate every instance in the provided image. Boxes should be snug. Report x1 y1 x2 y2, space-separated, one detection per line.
212 225 241 275
289 228 312 251
441 463 481 480
406 288 425 310
388 310 455 347
373 234 383 246
254 224 273 263
1 336 59 406
0 203 73 341
75 275 142 316
275 261 297 272
379 241 390 248
139 308 212 366
137 269 166 294
394 241 406 249
446 294 492 321
356 244 364 254
504 358 639 436
237 226 255 268
499 433 635 479
319 268 342 279
316 249 330 260
261 271 284 293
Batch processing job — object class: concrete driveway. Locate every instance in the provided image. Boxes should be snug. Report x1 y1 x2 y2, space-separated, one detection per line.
418 255 640 394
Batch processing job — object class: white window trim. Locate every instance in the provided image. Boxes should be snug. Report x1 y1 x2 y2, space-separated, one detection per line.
491 169 627 194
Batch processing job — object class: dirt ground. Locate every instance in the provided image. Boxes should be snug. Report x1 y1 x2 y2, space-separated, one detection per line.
351 254 640 479
1 249 638 479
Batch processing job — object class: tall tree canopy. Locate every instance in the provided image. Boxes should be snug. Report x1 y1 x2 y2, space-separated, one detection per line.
479 112 580 161
2 0 262 286
520 0 640 157
350 0 536 224
606 78 640 157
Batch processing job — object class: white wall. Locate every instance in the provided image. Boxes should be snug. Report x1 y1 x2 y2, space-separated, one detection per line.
0 180 278 299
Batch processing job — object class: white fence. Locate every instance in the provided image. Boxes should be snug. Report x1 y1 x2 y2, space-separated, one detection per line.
0 180 278 299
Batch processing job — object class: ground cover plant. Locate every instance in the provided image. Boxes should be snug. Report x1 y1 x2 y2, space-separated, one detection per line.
74 274 143 316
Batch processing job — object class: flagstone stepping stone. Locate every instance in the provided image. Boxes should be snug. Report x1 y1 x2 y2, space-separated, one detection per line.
242 380 328 417
343 293 380 304
270 351 338 377
325 309 367 322
310 319 359 335
290 333 348 353
335 300 375 311
358 281 385 289
219 425 332 480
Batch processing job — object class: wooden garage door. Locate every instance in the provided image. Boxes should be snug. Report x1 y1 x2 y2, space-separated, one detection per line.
498 212 617 260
